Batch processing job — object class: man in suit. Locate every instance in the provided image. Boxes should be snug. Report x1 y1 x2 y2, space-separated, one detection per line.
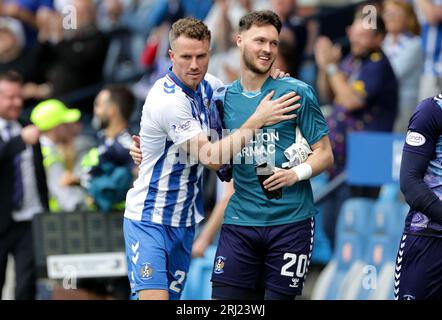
0 70 48 299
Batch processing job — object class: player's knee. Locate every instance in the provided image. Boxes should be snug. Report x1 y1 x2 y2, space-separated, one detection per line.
138 289 169 300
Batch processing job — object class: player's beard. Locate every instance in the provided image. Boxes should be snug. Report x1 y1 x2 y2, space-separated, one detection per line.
92 115 109 130
242 49 274 75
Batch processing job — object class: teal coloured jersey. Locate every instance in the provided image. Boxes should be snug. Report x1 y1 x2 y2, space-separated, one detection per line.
223 76 329 226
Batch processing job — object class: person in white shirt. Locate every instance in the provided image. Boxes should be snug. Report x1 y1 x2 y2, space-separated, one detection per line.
414 0 442 100
382 0 423 132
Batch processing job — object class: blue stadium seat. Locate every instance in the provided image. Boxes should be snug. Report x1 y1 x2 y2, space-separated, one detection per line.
372 201 406 240
310 173 332 265
371 203 409 301
334 197 374 246
310 172 328 192
343 201 404 300
378 183 401 203
398 203 410 237
311 198 374 300
181 245 217 300
311 208 332 265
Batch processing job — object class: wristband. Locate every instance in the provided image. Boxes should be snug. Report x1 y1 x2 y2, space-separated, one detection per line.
292 163 312 181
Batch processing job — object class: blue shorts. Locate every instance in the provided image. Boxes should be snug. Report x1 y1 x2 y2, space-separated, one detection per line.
123 218 195 300
211 217 315 298
394 233 442 300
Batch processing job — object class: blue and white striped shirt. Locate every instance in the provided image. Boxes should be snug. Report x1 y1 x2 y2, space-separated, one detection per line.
124 71 223 227
414 0 442 76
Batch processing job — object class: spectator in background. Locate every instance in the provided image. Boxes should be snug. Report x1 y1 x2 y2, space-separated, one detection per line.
271 0 307 78
1 0 53 47
205 0 258 84
98 0 159 82
314 11 398 248
40 0 109 116
72 84 135 300
382 0 423 132
205 0 268 53
0 70 48 299
414 0 442 100
114 0 213 40
30 99 87 212
273 39 299 76
57 120 96 186
81 84 135 213
101 0 214 82
0 17 52 107
0 17 27 73
127 0 213 100
294 3 319 86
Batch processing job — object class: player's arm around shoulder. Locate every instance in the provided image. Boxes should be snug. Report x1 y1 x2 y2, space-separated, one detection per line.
183 90 300 171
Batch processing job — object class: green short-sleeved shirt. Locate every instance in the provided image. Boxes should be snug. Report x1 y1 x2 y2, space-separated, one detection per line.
223 77 329 226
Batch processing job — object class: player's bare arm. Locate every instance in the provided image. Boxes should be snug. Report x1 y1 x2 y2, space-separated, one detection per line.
184 90 301 171
263 135 334 191
129 72 290 166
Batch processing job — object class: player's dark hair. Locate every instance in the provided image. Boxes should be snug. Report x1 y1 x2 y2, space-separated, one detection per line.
238 10 282 34
102 84 135 123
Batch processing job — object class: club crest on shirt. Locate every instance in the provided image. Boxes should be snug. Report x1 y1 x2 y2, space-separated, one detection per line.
214 256 226 274
140 263 153 279
203 97 210 108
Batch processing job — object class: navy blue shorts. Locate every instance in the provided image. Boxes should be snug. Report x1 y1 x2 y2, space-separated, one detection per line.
211 217 315 298
394 233 442 300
